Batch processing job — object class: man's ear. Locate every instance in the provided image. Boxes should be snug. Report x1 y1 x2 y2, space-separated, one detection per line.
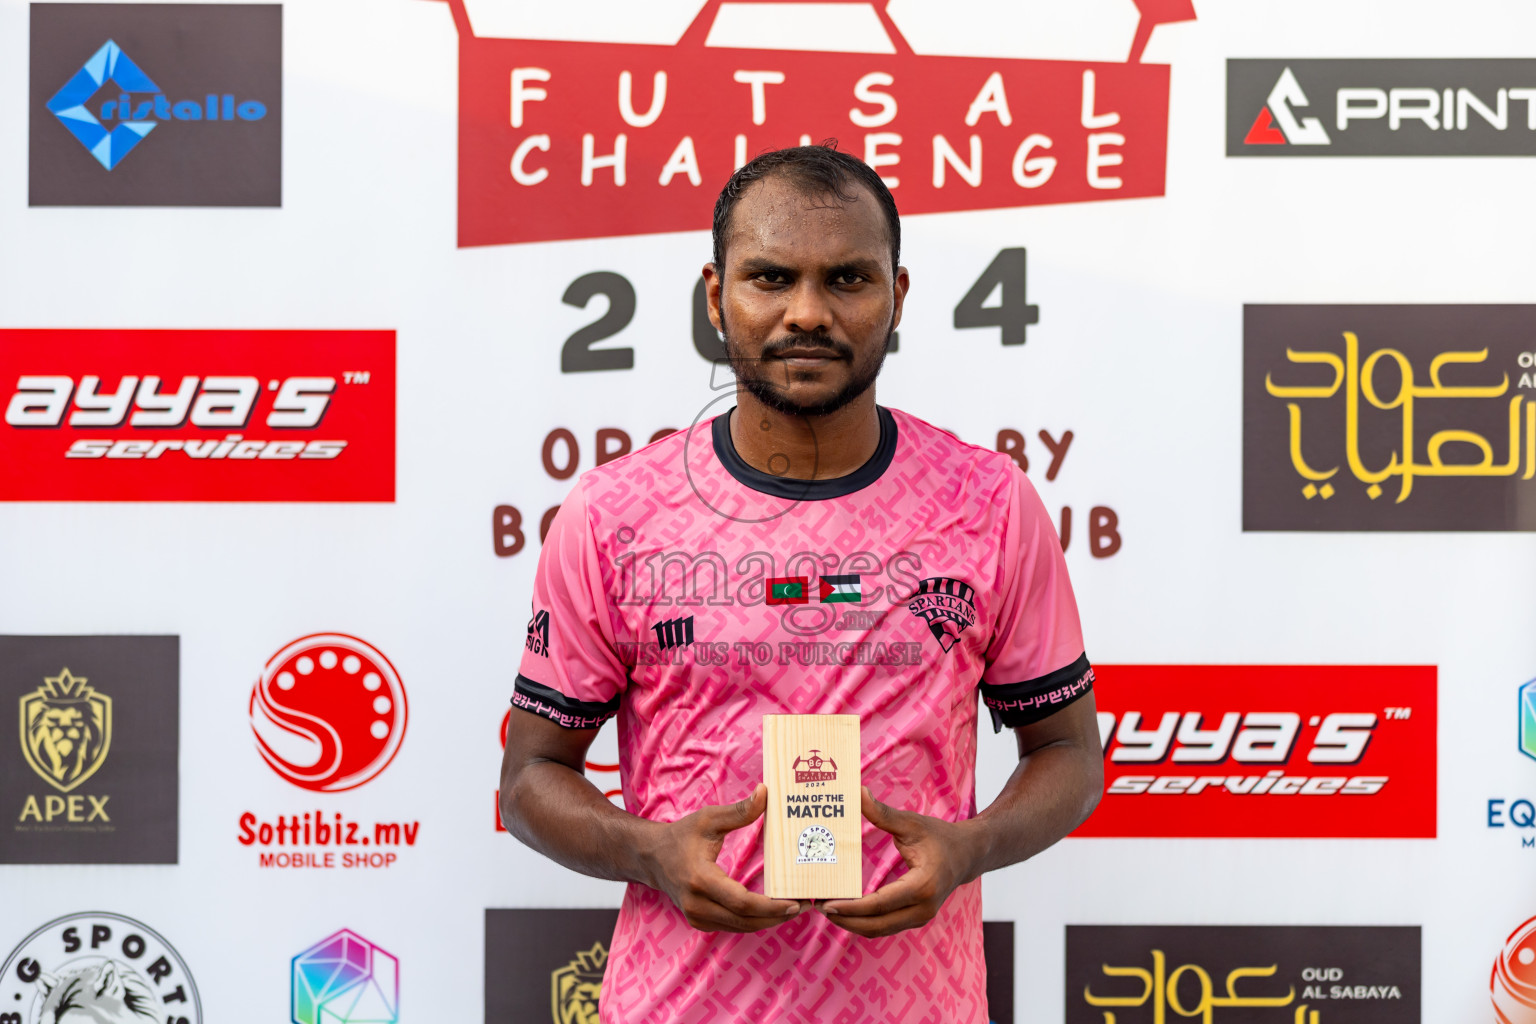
891 265 910 331
701 263 724 333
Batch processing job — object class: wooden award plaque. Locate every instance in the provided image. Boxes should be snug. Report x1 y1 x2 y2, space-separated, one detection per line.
762 714 862 899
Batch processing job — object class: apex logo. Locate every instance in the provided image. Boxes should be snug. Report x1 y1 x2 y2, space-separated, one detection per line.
650 616 695 650
1242 67 1329 146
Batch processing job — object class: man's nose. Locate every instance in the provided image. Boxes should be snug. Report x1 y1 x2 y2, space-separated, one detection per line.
782 281 833 335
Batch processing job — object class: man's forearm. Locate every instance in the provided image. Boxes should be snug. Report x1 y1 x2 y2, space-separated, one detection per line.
502 759 664 887
957 737 1103 881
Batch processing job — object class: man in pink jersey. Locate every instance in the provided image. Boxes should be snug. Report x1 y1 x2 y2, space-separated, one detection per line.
501 145 1103 1023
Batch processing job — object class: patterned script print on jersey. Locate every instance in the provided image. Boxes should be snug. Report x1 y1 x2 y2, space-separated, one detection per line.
519 407 1086 1023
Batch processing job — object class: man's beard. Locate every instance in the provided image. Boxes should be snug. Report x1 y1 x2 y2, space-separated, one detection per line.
720 309 894 418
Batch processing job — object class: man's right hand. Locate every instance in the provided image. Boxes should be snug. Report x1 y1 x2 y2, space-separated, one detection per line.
643 783 803 933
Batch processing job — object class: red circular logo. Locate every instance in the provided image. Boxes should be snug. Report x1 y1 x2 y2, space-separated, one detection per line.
1493 915 1536 1023
249 634 407 792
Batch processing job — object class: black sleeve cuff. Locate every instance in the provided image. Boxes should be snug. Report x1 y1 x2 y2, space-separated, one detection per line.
979 653 1094 733
511 674 619 730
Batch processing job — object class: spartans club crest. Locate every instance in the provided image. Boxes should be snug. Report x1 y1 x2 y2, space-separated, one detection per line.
19 668 111 793
906 578 977 653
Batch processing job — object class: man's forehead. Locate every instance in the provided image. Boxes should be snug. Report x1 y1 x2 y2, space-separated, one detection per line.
726 176 891 267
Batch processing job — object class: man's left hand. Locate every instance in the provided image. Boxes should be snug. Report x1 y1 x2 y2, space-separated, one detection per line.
818 787 979 938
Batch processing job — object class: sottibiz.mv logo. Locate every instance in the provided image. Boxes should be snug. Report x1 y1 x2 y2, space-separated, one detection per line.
1075 665 1437 839
0 329 393 501
436 0 1196 246
241 634 418 870
1494 916 1536 1024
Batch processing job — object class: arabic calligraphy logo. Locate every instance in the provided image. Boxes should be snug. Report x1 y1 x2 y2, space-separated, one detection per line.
1084 949 1307 1023
551 941 607 1024
292 929 399 1024
249 634 407 792
906 577 976 653
792 750 837 784
19 668 111 793
1493 916 1536 1024
1264 330 1527 504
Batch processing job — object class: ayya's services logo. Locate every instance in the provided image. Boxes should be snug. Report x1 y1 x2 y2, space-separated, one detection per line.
29 4 281 206
1 636 178 864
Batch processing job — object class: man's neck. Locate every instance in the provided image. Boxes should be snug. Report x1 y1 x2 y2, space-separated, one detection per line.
729 390 881 481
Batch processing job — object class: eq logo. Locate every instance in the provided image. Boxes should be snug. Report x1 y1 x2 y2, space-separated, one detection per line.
250 635 407 793
434 0 1196 246
1493 916 1536 1024
0 329 394 502
292 930 399 1024
0 912 202 1024
1075 665 1437 839
1484 677 1536 850
29 4 281 206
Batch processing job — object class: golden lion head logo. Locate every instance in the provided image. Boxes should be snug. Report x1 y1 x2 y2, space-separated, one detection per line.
551 941 607 1024
20 668 111 793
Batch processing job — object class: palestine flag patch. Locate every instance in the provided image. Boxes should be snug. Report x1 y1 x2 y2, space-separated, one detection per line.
767 577 809 604
818 575 862 604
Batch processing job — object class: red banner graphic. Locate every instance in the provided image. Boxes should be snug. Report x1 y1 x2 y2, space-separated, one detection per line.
0 329 394 501
1075 665 1437 839
443 0 1195 247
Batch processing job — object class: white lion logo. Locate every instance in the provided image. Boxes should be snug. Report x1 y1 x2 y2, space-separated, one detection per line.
36 960 160 1023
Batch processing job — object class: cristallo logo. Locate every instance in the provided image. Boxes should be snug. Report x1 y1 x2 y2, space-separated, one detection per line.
552 941 607 1024
19 668 110 793
792 749 837 784
249 634 407 792
436 0 1196 246
1493 916 1536 1024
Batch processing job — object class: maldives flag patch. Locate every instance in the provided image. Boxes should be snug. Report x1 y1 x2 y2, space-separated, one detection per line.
767 577 809 604
818 575 862 603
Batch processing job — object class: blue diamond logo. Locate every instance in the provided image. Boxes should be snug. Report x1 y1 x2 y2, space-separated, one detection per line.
47 40 161 170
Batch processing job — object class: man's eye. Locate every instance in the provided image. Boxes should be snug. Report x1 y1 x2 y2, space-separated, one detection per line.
836 273 865 285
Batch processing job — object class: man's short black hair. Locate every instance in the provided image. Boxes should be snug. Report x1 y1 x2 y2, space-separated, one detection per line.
711 143 901 274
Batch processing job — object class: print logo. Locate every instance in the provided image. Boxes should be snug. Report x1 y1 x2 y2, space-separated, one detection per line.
551 942 607 1024
793 750 838 784
1242 67 1329 146
796 824 836 864
19 668 111 793
249 634 407 792
650 616 695 650
906 577 977 653
1494 916 1536 1023
526 609 550 657
0 911 202 1024
292 930 399 1024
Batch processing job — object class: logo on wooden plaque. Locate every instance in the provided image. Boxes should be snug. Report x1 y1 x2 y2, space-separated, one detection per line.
763 714 861 899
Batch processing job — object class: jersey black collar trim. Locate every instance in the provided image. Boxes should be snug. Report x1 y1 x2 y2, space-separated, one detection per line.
713 405 898 500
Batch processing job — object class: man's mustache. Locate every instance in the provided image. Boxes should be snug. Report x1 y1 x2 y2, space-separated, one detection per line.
758 334 853 360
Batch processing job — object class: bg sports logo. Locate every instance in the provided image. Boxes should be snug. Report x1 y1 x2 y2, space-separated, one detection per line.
30 4 281 206
0 911 201 1024
0 329 393 501
436 0 1195 246
1074 665 1436 839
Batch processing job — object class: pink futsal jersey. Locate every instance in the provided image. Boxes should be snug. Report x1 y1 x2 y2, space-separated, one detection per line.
514 406 1092 1024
